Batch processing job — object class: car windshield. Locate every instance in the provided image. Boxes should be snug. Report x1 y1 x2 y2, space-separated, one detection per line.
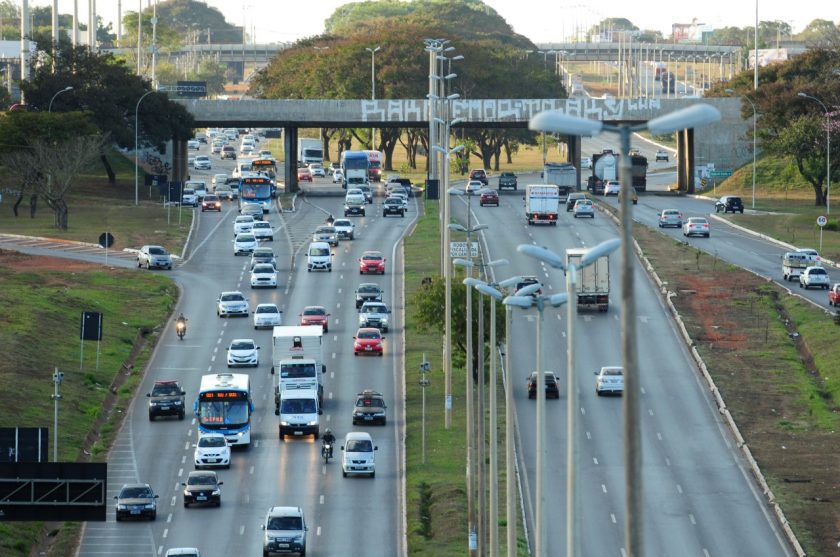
363 254 382 261
184 189 195 195
359 285 379 293
357 397 384 408
334 220 351 227
357 330 380 340
280 398 317 413
253 265 274 274
236 217 253 223
280 362 317 378
345 439 373 452
253 222 270 229
303 307 325 317
149 247 166 255
221 293 244 302
199 436 226 448
187 474 216 486
268 516 302 530
602 368 623 376
363 304 386 313
310 248 329 256
152 383 180 396
120 486 152 498
237 235 256 242
230 341 255 350
256 305 278 314
316 227 336 234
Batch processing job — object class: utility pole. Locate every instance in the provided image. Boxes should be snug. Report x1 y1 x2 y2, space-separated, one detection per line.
51 368 64 461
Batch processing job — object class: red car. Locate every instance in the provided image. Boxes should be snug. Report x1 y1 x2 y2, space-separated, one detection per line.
480 189 499 207
359 251 386 275
297 168 312 182
354 327 384 356
299 305 330 332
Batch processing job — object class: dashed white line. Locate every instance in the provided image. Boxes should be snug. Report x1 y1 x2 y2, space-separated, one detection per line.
163 527 169 537
249 465 255 475
648 408 654 416
239 524 246 535
593 457 599 465
689 513 696 525
319 494 324 505
316 526 322 537
601 484 607 493
656 432 663 441
586 431 591 440
676 484 683 494
610 513 617 524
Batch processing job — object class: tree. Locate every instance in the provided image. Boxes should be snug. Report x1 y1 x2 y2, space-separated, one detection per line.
20 41 194 185
769 114 834 206
799 19 840 47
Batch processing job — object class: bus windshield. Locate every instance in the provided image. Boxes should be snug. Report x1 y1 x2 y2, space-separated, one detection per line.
250 159 277 179
197 398 250 427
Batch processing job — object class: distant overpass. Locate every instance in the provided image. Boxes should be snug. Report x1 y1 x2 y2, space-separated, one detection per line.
105 43 289 64
173 96 751 194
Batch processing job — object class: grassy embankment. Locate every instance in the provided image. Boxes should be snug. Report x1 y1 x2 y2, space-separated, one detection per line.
0 253 177 557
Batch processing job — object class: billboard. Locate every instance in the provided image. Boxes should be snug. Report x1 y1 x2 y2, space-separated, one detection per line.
0 462 107 521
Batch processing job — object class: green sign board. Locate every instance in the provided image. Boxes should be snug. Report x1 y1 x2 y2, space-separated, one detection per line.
709 170 732 178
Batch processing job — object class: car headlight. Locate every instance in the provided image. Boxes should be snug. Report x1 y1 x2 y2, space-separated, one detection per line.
307 420 318 426
116 504 127 510
212 489 221 496
173 400 182 406
280 421 289 426
144 503 155 510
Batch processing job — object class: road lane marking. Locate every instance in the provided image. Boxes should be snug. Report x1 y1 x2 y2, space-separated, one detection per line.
602 484 607 493
319 494 324 505
677 484 683 494
689 513 696 525
656 432 663 441
611 513 617 524
593 457 599 465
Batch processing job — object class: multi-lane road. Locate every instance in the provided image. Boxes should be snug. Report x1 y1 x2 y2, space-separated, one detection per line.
2 134 814 556
74 140 414 556
447 163 800 555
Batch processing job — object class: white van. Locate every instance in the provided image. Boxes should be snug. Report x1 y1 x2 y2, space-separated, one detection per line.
277 385 320 440
306 241 332 272
341 431 378 478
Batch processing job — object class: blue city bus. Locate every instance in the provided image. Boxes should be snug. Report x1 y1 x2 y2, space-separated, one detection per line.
249 158 278 197
195 373 254 447
239 175 273 213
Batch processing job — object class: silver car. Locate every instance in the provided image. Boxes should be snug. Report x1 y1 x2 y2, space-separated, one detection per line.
658 209 683 228
217 291 249 317
595 366 624 396
573 199 594 218
137 245 172 270
313 226 338 247
358 301 391 332
333 219 355 240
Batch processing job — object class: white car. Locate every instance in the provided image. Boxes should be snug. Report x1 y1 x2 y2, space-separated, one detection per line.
251 221 274 241
465 180 483 194
217 291 249 317
185 181 208 200
253 303 283 329
233 215 255 235
580 157 592 169
211 142 224 154
595 366 624 395
683 217 710 237
234 233 258 255
309 164 326 177
240 144 254 156
194 433 230 469
181 188 198 207
603 180 621 196
345 188 366 206
187 139 200 150
333 218 355 240
358 301 391 332
800 266 830 290
212 173 228 189
341 431 378 478
227 338 260 367
193 155 211 170
250 263 278 288
332 169 344 184
573 199 595 218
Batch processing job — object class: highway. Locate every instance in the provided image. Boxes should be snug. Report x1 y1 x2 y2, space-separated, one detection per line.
74 139 412 556
449 169 794 556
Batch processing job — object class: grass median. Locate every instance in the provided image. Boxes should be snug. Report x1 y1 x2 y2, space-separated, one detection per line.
0 251 177 557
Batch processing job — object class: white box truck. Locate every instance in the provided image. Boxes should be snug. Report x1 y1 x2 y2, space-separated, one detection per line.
566 248 610 312
298 138 323 166
525 184 560 225
271 326 325 412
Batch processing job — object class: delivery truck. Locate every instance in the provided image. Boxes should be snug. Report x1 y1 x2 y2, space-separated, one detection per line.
542 162 578 202
524 184 560 225
298 138 323 166
566 248 610 312
270 326 325 411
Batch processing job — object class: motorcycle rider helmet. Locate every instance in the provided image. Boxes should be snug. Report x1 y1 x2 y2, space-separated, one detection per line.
324 428 332 436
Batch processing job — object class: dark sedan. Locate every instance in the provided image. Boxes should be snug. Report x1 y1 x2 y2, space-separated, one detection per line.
527 371 560 399
480 189 499 207
114 483 158 521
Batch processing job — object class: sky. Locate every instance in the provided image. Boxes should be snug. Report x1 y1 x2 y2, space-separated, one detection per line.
30 1 839 45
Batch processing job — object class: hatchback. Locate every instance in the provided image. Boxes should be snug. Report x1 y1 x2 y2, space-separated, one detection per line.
469 168 488 185
359 251 386 275
658 209 683 228
250 247 277 270
181 471 222 508
297 167 312 182
683 217 710 237
603 181 621 196
465 180 483 194
715 195 744 214
137 245 172 270
253 303 283 329
201 194 221 212
233 233 258 255
250 263 278 288
573 199 595 218
527 371 560 399
353 327 384 356
217 291 249 317
299 306 330 332
194 433 231 469
227 338 260 367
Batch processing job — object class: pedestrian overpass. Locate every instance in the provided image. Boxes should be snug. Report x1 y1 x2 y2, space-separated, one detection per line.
174 96 749 193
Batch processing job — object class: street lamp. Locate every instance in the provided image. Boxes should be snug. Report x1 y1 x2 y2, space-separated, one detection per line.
529 103 721 557
134 89 156 206
48 85 73 113
502 282 568 557
432 141 464 430
798 92 832 214
726 89 758 209
517 238 620 557
366 46 381 148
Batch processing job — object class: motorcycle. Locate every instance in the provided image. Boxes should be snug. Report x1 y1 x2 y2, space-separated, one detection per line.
176 320 186 340
321 441 333 464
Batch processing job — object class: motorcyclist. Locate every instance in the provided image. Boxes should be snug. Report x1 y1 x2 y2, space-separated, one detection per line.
322 428 336 458
325 214 335 225
176 313 187 333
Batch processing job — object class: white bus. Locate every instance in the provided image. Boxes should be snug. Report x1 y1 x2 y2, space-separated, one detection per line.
194 373 254 447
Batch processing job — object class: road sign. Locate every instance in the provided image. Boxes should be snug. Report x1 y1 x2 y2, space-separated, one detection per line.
420 361 430 372
97 232 114 249
817 215 827 227
709 170 732 178
449 242 478 258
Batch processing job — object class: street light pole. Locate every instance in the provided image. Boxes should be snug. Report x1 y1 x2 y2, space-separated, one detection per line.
798 92 832 214
51 368 63 461
134 89 156 206
48 85 73 113
727 89 758 209
366 46 380 149
529 104 721 557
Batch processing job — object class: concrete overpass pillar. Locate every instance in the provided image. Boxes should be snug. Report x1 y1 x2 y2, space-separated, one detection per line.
285 126 299 193
677 129 695 194
172 138 187 184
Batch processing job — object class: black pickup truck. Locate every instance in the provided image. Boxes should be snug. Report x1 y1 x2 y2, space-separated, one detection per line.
498 172 518 191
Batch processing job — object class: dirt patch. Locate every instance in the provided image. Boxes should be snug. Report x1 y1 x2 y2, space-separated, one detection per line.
0 249 99 273
635 226 840 555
